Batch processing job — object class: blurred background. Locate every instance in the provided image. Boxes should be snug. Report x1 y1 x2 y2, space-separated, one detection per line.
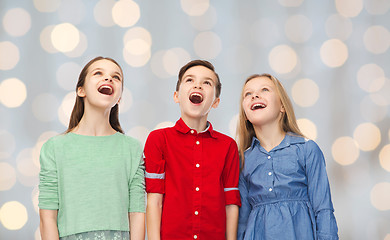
0 0 389 239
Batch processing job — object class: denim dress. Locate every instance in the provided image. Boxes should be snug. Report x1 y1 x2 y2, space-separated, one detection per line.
237 133 338 240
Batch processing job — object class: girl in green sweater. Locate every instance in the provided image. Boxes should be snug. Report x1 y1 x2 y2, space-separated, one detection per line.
38 57 145 240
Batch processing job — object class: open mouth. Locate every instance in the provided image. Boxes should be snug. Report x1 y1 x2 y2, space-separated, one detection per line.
189 92 203 104
251 103 266 110
98 85 113 95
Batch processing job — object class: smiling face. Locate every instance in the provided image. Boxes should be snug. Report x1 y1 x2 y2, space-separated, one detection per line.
77 59 123 111
242 76 285 129
174 65 220 122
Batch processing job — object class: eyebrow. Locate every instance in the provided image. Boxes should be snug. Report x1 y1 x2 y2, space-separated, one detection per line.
183 74 214 81
92 68 122 77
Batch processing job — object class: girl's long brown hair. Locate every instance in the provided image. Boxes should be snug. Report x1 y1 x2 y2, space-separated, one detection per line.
66 56 124 134
236 73 305 169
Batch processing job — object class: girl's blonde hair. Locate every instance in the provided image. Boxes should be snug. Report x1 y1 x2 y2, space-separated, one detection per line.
236 73 304 169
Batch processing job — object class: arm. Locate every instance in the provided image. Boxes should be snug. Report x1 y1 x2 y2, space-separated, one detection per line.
146 193 163 240
226 204 239 240
305 140 338 240
39 209 59 240
129 212 145 240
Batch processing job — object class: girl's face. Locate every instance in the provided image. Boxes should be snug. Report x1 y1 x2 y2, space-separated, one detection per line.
77 59 123 111
242 76 285 128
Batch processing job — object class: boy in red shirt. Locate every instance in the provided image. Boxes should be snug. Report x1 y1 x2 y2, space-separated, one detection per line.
144 60 241 240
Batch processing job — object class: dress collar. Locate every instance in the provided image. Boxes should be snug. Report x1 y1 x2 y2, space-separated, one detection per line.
250 132 306 152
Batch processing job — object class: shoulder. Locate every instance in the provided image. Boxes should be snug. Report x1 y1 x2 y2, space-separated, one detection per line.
116 133 142 150
41 133 68 148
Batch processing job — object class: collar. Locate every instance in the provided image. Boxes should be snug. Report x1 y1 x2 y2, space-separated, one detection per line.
250 132 305 151
174 118 217 138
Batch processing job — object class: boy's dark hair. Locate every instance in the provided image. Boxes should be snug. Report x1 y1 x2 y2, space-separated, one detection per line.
176 60 222 98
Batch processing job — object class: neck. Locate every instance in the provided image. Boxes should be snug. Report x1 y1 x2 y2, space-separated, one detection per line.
181 115 208 133
72 105 116 136
253 122 285 152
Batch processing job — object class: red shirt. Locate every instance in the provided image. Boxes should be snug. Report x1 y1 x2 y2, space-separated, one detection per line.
144 118 241 240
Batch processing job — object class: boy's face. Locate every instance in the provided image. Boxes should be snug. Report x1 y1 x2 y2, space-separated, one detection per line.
174 65 220 122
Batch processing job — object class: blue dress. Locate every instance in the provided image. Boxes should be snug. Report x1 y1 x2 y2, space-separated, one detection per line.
237 133 338 240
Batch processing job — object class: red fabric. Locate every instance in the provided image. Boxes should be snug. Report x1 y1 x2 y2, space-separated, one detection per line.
145 118 241 240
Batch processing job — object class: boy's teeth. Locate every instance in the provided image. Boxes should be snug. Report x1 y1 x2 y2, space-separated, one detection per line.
189 93 203 104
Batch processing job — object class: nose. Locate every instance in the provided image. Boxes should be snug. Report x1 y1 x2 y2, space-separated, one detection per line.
252 94 259 99
194 83 202 89
104 76 113 82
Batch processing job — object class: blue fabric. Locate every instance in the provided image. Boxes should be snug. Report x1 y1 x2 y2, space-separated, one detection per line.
238 133 338 240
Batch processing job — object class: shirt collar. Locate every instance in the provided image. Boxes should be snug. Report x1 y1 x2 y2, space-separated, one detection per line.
250 132 305 151
174 118 217 138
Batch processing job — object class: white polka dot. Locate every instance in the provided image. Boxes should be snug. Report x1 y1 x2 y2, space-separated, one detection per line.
285 15 312 43
0 78 27 108
332 137 360 165
363 25 390 54
268 45 298 74
17 148 40 177
370 182 390 211
297 118 317 140
94 0 116 27
194 31 222 59
353 122 381 151
64 31 88 58
320 39 348 68
32 93 60 122
0 201 28 230
379 144 390 172
181 0 209 16
163 48 191 76
33 0 61 12
123 47 151 67
0 162 16 191
3 8 31 37
357 64 385 93
58 92 76 127
112 0 140 27
40 25 58 53
0 41 20 70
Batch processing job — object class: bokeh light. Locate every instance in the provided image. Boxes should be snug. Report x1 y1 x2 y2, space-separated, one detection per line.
285 15 312 43
0 162 17 191
181 0 210 16
94 0 116 27
269 45 298 74
194 31 222 59
291 78 319 107
0 41 20 70
118 87 133 114
370 182 390 211
3 8 31 37
33 0 61 12
154 121 175 130
163 48 191 76
353 122 381 151
0 201 28 230
278 0 304 7
123 27 152 67
332 136 360 165
0 130 16 159
325 14 353 40
0 78 27 108
335 0 363 18
357 64 385 93
112 0 140 28
58 92 76 127
320 39 348 68
64 31 88 58
127 126 150 146
363 25 390 54
297 118 317 140
364 0 390 15
189 5 217 31
51 23 80 53
379 144 390 172
40 25 58 53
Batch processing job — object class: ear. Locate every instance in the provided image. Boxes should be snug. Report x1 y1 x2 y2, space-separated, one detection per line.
77 86 86 97
173 91 179 103
280 104 285 113
211 97 220 109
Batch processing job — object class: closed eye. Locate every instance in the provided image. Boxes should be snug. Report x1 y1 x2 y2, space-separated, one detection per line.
244 92 252 97
113 75 122 81
204 80 212 86
93 71 102 76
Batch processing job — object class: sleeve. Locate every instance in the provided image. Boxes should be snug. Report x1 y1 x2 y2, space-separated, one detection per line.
305 140 339 240
38 139 59 210
237 173 251 240
128 141 146 213
144 130 166 194
222 140 241 206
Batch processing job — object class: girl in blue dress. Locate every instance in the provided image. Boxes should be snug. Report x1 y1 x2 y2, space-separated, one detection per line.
236 74 338 240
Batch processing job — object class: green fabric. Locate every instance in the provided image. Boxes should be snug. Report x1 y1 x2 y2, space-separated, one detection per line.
39 132 145 237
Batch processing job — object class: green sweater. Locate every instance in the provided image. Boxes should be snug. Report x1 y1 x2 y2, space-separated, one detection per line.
38 132 145 237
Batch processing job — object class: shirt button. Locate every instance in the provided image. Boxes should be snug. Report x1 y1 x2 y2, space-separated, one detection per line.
269 188 273 192
267 156 271 159
190 130 194 134
268 172 272 176
196 141 200 145
194 235 198 239
195 211 199 215
196 163 200 168
195 187 199 191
